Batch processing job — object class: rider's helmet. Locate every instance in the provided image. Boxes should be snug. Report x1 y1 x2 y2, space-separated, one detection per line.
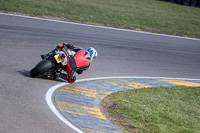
87 47 97 60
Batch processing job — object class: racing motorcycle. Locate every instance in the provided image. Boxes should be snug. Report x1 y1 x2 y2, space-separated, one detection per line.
30 46 72 80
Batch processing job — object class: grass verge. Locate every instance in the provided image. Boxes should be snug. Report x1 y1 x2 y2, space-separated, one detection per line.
101 86 200 133
1 0 200 38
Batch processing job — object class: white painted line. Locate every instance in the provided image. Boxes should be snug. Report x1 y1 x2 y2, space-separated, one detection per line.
45 82 84 133
1 12 200 41
46 76 200 133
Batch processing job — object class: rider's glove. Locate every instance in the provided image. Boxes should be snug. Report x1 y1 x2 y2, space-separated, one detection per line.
76 70 83 75
63 43 75 49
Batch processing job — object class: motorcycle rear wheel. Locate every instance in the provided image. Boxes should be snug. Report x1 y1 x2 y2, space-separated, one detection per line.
30 58 57 78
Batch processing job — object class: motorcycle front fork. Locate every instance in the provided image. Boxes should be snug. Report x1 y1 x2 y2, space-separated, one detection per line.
48 68 68 81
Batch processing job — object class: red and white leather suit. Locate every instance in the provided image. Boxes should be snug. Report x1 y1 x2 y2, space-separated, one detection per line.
57 43 91 83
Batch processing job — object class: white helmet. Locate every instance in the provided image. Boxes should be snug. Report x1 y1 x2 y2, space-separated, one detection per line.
87 47 97 60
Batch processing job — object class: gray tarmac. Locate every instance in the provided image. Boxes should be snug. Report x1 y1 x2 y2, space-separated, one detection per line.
0 13 199 133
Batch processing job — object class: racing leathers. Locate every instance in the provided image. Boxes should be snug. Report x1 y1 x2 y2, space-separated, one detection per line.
43 43 91 83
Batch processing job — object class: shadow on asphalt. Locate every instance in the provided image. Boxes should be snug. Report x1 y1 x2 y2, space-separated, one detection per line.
17 70 66 82
17 70 30 77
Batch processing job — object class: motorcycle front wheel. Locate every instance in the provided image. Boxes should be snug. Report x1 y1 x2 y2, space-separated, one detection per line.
30 58 57 78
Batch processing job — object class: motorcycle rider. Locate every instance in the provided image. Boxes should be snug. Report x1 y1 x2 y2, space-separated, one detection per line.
42 43 97 83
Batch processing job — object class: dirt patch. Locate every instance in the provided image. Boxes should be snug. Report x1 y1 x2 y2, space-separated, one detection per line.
100 97 136 133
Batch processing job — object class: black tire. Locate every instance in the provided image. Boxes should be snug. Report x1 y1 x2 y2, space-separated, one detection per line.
30 58 57 78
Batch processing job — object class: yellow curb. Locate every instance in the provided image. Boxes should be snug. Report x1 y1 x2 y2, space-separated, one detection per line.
98 78 152 89
61 84 111 99
157 79 200 87
56 101 106 120
81 128 109 133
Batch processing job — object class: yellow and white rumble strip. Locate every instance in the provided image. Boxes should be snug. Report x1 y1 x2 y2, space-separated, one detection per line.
46 77 200 133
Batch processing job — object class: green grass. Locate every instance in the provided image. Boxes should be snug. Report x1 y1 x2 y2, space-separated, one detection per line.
106 86 200 133
1 0 200 38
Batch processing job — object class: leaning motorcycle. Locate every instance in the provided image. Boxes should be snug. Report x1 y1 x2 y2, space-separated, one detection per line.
30 46 71 80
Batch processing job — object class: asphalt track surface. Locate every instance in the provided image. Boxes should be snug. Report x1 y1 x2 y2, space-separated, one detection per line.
0 13 200 133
